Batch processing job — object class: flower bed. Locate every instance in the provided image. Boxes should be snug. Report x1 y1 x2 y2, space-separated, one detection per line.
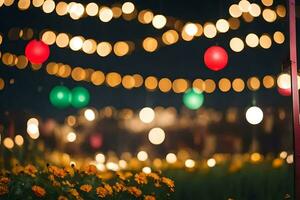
0 164 174 200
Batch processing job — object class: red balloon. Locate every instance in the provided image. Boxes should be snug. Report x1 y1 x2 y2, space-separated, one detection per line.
204 46 228 71
25 39 50 64
277 87 291 96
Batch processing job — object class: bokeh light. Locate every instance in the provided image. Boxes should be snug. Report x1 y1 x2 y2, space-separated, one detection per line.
139 107 155 123
246 106 263 125
148 127 165 145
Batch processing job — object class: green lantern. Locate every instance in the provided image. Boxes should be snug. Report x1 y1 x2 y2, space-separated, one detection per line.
49 86 71 108
71 87 90 108
183 88 204 110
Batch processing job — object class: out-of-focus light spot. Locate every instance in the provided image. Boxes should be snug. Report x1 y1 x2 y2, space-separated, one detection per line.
3 137 14 149
230 37 244 52
122 2 135 14
207 158 216 167
99 7 113 22
14 135 24 146
279 151 288 159
286 154 293 164
148 127 165 145
84 109 96 121
185 159 195 168
166 153 177 164
137 151 148 161
142 166 151 174
139 107 155 123
246 106 263 125
95 153 105 163
152 15 167 29
66 131 76 142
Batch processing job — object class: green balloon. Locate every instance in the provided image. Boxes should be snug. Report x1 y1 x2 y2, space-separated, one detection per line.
183 88 204 110
71 87 90 108
49 86 71 108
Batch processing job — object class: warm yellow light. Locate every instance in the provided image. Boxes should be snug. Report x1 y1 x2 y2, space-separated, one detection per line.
91 71 105 85
4 0 14 6
279 151 288 159
232 78 245 92
184 23 198 36
27 117 39 126
148 127 165 145
66 132 76 142
145 76 158 90
286 154 293 164
84 109 96 121
69 36 84 51
119 160 127 169
259 34 272 49
216 19 229 33
133 74 143 87
66 115 76 126
122 2 134 14
0 79 4 90
68 3 84 19
111 6 122 18
249 3 261 17
181 30 193 41
204 79 216 93
229 4 242 18
152 15 167 29
14 135 24 146
158 78 172 92
42 0 55 13
71 67 86 81
42 30 56 45
276 5 286 18
95 153 105 163
142 37 158 52
32 0 44 7
138 10 153 24
207 158 216 167
238 0 250 12
82 39 97 54
55 33 69 48
166 153 177 164
55 1 68 16
203 23 217 38
228 18 240 30
18 0 30 10
247 77 260 91
261 0 273 7
139 107 155 123
137 151 148 161
99 7 113 22
86 2 98 16
245 33 259 47
262 8 277 23
218 78 231 92
3 137 14 149
27 123 39 135
106 72 121 87
273 31 285 44
97 42 112 57
230 37 244 52
113 41 129 56
263 75 275 88
193 79 205 92
106 162 119 171
250 152 262 162
185 159 195 168
172 79 188 93
142 166 151 174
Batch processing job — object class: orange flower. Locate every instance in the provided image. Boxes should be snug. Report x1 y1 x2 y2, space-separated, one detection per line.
144 195 156 200
96 186 107 198
0 185 8 196
32 185 46 197
68 188 80 198
0 177 10 184
80 184 92 192
161 177 175 188
147 173 160 181
127 186 142 197
58 195 68 200
12 165 24 175
48 166 66 178
116 171 132 180
134 172 148 184
24 164 37 177
113 182 125 192
104 184 113 195
64 166 75 177
84 165 97 174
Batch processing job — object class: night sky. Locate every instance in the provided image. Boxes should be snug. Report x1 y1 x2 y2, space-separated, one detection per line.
0 0 299 121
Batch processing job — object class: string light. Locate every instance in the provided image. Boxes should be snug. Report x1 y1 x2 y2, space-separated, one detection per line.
95 153 105 163
3 137 14 149
230 37 244 52
148 127 165 145
166 153 177 164
142 167 151 174
185 159 195 168
122 2 135 14
152 15 167 29
84 109 96 121
137 151 148 161
216 19 229 33
66 132 77 142
139 107 155 123
14 135 24 146
203 23 217 38
207 158 216 167
99 7 113 22
246 106 263 125
183 23 198 36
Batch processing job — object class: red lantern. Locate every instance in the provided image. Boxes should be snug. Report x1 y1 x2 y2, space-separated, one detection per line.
277 87 291 96
25 39 50 64
204 46 228 71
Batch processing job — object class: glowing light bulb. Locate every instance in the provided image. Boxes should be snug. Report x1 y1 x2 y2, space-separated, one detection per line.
148 127 165 145
246 106 263 125
67 132 76 142
137 151 148 161
84 109 95 121
139 107 155 123
152 15 167 29
166 153 177 164
184 23 198 36
207 158 216 167
185 159 195 168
